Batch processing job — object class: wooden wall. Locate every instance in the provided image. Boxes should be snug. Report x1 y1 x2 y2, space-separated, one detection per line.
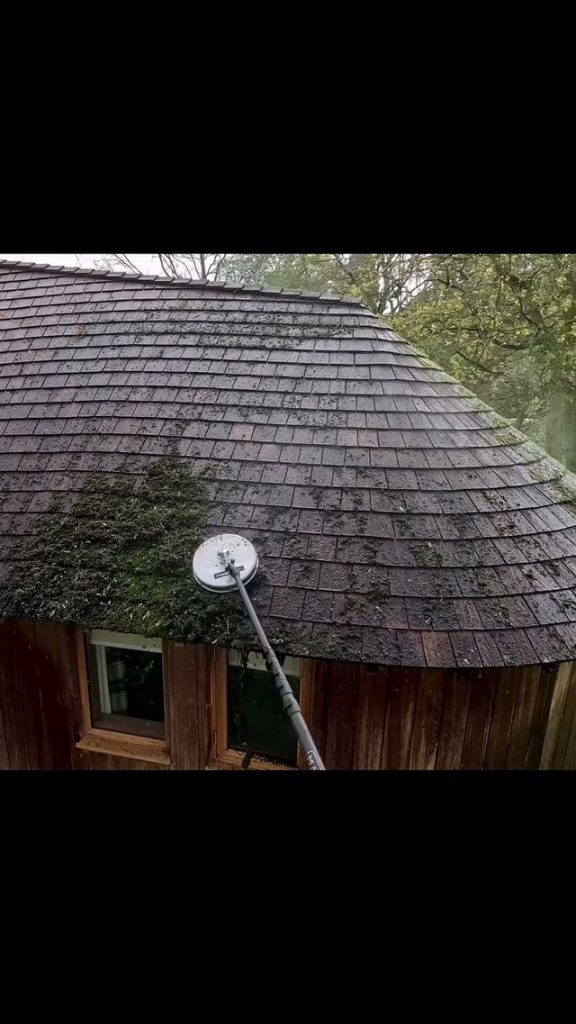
74 750 170 770
163 641 214 770
539 662 576 770
0 621 82 770
300 660 564 770
1 619 576 770
0 622 213 771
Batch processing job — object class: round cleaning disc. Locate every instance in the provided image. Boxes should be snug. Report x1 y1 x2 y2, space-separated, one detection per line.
193 533 259 593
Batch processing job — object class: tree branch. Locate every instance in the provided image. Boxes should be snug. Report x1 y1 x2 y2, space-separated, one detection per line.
454 348 499 376
158 254 179 278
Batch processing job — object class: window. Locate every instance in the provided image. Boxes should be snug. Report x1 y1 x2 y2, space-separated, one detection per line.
226 650 301 765
86 630 165 739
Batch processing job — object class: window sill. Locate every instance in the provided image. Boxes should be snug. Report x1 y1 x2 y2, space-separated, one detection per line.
76 729 171 766
207 749 297 771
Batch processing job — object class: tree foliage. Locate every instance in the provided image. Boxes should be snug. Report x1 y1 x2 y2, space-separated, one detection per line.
219 253 428 315
394 254 576 467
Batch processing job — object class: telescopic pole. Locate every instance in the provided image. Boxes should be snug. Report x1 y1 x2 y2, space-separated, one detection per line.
223 558 326 771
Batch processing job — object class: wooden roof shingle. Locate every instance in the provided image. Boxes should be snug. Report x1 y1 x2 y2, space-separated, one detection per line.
1 258 576 668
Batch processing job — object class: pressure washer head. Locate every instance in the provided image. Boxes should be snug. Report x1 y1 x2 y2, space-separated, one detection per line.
193 533 259 593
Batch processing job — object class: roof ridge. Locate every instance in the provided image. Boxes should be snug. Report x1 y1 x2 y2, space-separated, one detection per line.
0 258 367 310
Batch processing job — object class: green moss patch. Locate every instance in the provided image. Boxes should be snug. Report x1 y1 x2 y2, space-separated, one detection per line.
0 458 251 646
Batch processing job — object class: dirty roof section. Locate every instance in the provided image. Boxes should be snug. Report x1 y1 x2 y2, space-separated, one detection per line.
1 258 576 669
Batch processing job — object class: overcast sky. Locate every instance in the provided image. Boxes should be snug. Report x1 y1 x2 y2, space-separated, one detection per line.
0 254 163 275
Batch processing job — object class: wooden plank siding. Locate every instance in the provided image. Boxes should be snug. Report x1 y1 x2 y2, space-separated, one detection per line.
74 749 170 770
381 668 419 770
0 665 9 769
0 620 81 770
435 669 472 771
324 660 361 771
1 619 576 770
164 641 217 770
539 662 576 770
353 668 387 770
304 658 565 770
300 657 331 766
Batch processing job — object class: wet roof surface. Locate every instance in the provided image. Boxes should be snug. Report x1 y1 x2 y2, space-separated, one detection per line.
1 258 576 668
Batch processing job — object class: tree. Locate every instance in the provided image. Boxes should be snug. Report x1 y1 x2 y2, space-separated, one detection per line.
217 253 429 315
394 254 576 469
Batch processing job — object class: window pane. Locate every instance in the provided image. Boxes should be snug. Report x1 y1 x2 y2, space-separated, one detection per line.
89 640 165 737
227 650 301 764
104 647 164 721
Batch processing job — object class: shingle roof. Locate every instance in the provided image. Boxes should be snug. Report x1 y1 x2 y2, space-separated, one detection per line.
1 258 576 669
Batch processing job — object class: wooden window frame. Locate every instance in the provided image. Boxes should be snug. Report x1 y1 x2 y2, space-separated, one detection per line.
75 629 171 766
208 648 312 771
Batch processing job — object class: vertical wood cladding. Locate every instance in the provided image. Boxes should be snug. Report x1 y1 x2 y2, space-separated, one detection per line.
305 659 560 770
0 620 573 770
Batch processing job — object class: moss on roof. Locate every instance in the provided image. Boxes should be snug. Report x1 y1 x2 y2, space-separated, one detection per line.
0 458 254 647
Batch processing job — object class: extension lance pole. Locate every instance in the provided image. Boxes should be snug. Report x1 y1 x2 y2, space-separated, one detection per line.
223 556 326 771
